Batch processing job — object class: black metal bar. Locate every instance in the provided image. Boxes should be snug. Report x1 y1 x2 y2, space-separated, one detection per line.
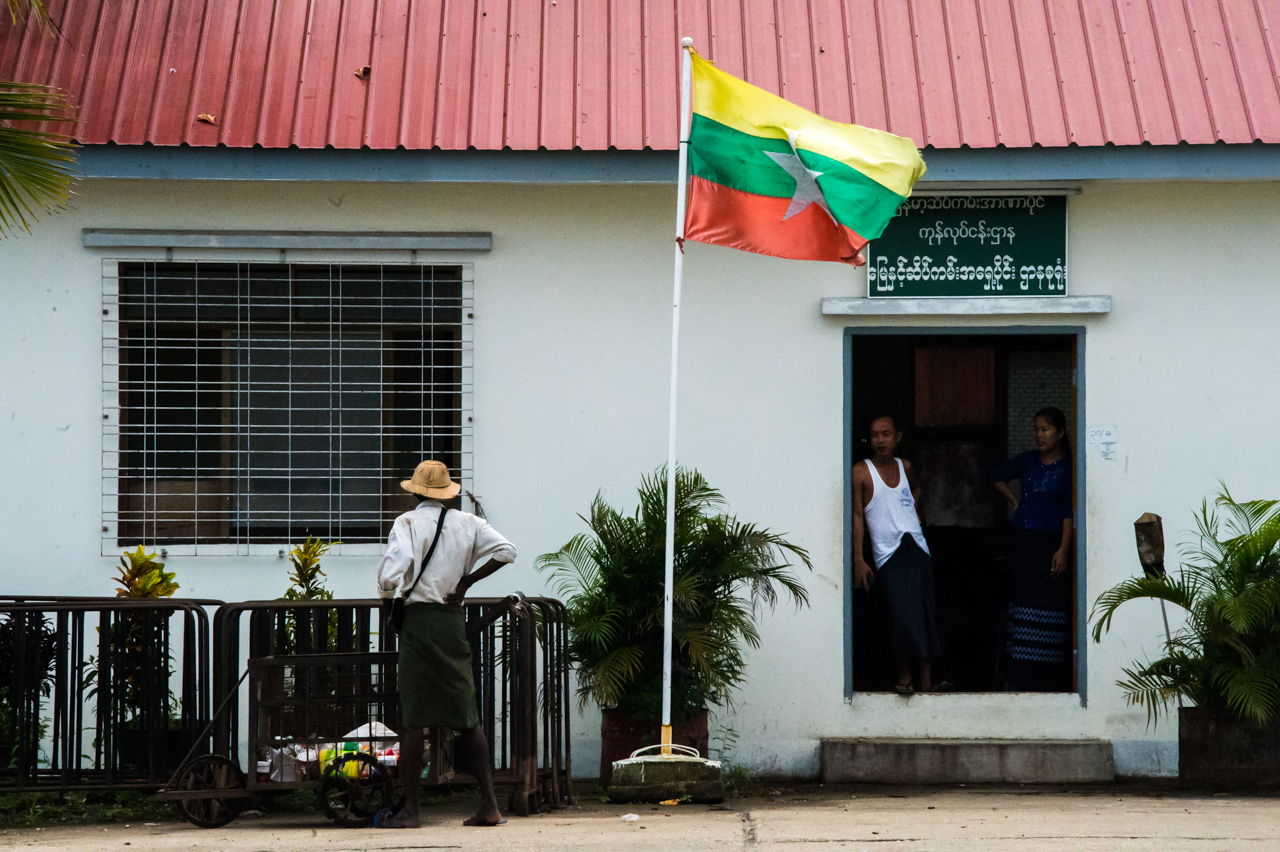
72 611 85 787
97 609 112 783
0 596 568 805
0 599 219 793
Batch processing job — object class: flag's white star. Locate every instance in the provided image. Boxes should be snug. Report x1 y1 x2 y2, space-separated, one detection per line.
764 129 834 222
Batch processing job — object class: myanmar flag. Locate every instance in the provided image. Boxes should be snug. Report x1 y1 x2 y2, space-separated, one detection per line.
685 52 926 265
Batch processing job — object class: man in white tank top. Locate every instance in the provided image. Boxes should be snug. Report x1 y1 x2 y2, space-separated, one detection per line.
852 415 943 695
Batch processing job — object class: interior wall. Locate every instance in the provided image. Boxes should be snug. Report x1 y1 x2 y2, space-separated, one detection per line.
1007 350 1076 456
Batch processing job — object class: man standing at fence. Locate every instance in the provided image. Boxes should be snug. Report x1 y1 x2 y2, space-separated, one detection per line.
376 460 516 829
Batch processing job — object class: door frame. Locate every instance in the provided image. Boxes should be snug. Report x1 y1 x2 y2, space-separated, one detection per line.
842 325 1088 705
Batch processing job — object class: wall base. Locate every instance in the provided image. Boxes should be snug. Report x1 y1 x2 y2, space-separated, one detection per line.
821 738 1115 784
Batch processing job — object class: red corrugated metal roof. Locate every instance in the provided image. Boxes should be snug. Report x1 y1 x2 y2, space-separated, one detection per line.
3 0 1278 151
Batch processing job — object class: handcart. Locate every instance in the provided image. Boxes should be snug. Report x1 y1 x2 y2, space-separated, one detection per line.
159 594 572 828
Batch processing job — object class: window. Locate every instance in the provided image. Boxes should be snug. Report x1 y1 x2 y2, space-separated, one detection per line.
103 262 471 551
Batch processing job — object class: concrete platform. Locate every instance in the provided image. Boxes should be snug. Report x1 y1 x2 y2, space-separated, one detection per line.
607 754 725 803
821 737 1115 784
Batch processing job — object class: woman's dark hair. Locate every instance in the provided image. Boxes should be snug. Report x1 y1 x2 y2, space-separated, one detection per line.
1034 406 1070 454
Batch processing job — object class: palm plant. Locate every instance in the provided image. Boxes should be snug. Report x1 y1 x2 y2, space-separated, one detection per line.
1091 488 1280 726
2 0 78 236
536 467 811 721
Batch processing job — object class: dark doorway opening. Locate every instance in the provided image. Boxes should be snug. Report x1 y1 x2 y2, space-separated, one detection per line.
849 332 1078 693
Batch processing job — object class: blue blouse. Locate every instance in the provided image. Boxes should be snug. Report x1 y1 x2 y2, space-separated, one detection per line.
989 450 1074 532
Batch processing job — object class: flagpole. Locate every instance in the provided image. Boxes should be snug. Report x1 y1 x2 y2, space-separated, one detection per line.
661 37 694 756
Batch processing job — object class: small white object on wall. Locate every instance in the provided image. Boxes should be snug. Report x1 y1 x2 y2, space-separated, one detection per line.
1088 424 1119 461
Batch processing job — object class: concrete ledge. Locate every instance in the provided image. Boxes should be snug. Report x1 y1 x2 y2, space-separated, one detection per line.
821 738 1115 784
821 296 1111 315
82 228 493 251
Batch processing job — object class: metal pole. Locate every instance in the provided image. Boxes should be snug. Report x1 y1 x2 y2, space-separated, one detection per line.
661 37 694 755
1158 599 1182 707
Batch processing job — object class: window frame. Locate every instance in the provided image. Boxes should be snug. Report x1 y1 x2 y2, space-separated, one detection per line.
101 258 475 558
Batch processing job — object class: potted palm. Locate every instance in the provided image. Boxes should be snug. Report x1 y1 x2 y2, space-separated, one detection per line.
1091 489 1280 787
537 467 811 785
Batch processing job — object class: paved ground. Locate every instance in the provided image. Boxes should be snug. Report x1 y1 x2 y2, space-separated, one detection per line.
3 782 1278 851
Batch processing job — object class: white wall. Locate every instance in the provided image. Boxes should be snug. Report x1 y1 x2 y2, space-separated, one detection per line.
1 178 1276 779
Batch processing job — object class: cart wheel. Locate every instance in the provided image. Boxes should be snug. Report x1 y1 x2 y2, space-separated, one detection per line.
173 754 247 829
320 753 392 828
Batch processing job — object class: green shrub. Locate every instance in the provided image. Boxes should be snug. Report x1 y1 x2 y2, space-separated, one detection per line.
537 467 810 721
1092 488 1280 726
0 791 178 827
721 764 758 799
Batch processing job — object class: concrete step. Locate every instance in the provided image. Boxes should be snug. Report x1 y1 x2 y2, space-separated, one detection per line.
821 738 1115 784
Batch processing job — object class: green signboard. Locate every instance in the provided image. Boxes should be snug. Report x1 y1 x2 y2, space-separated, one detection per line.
867 195 1067 298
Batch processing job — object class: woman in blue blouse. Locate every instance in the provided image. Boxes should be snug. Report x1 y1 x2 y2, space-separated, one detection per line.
989 407 1075 692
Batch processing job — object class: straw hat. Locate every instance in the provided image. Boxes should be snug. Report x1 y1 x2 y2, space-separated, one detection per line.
401 460 461 500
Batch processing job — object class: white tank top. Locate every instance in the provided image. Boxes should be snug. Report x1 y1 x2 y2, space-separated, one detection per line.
863 458 929 568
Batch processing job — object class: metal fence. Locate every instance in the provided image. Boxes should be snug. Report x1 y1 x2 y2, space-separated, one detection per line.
0 595 572 817
0 597 220 791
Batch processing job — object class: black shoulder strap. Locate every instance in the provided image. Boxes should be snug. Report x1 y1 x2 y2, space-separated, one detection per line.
403 507 449 599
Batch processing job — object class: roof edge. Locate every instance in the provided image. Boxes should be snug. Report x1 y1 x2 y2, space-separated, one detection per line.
76 143 1280 184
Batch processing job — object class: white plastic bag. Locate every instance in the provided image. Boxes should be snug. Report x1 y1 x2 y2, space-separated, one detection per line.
341 721 398 745
267 747 307 782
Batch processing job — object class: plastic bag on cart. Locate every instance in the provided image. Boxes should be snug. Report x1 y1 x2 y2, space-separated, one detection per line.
318 722 400 777
343 721 398 747
267 743 318 781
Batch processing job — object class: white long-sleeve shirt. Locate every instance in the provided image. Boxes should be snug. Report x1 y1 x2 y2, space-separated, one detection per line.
376 500 517 604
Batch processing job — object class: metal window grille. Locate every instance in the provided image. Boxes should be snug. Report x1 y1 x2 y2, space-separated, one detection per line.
102 261 472 553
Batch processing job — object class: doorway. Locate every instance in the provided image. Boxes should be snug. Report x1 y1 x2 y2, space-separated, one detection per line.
844 329 1083 695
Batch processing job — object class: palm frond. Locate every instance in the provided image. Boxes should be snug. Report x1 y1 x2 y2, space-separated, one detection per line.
1211 654 1280 726
5 0 52 27
534 533 604 599
1115 652 1202 728
0 81 77 236
1090 574 1198 642
578 644 647 712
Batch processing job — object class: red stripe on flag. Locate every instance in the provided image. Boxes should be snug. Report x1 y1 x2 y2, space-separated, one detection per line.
683 176 868 265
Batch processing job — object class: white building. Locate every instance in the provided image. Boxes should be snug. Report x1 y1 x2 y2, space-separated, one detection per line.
2 1 1278 779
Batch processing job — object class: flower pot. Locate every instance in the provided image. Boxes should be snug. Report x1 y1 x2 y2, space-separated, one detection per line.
599 708 709 786
1179 706 1280 788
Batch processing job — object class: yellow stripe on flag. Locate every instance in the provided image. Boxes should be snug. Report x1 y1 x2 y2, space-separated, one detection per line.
690 52 925 199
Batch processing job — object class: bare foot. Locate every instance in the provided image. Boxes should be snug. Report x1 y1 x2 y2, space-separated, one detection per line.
463 808 505 827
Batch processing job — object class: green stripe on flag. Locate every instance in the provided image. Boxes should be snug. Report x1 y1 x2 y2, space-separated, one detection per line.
688 114 907 239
